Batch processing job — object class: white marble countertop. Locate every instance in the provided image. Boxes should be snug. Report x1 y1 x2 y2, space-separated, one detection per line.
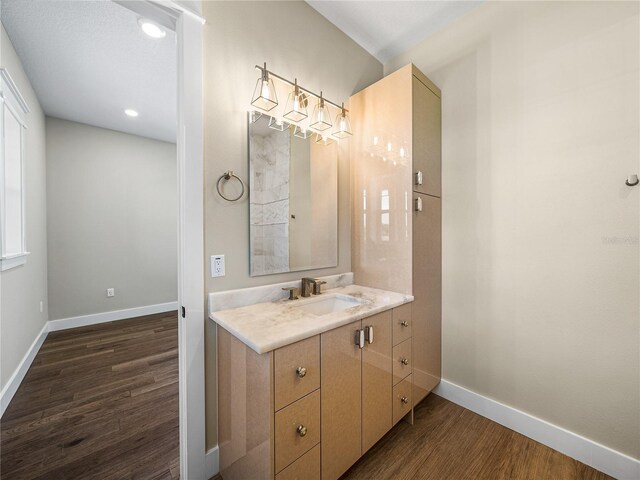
209 283 413 354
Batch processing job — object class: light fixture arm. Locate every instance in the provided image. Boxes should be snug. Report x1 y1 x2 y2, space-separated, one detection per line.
254 64 348 113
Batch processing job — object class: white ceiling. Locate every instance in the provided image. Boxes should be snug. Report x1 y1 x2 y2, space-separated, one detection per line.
1 0 176 143
306 1 482 63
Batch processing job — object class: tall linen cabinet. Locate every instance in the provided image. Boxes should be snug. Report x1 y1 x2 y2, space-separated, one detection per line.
350 63 442 409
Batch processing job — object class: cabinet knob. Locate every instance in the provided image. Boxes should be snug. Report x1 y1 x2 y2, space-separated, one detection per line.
400 320 409 327
415 197 422 212
297 425 307 437
415 171 423 186
401 358 409 366
295 367 307 378
355 329 365 349
401 396 409 405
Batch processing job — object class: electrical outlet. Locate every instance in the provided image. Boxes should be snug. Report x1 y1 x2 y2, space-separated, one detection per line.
211 255 225 277
107 288 115 297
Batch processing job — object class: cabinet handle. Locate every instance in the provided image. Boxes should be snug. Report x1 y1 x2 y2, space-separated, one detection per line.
355 329 365 349
365 325 374 344
400 320 409 327
415 171 423 186
415 197 422 212
401 396 409 405
297 425 307 437
401 358 409 366
295 367 307 378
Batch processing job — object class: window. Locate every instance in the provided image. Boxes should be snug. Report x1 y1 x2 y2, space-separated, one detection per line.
1 68 30 271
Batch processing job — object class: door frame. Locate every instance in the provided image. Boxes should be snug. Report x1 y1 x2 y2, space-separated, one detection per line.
119 2 206 475
174 4 206 479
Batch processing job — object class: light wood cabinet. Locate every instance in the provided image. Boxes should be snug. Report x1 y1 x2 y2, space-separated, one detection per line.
351 64 442 409
274 335 320 411
392 303 412 346
275 390 320 473
218 303 412 480
361 310 393 453
412 192 442 405
320 320 362 480
275 445 320 480
393 374 413 425
412 75 442 197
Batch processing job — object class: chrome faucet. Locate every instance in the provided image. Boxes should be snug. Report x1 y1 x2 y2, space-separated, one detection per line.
301 277 327 297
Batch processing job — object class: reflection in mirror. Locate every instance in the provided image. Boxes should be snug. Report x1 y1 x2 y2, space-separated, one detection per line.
249 113 338 276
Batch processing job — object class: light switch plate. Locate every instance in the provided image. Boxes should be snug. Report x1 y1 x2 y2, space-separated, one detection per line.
211 255 225 277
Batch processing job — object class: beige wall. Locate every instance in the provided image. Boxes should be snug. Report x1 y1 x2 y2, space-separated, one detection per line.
0 25 49 391
386 1 640 458
203 1 382 447
46 117 177 320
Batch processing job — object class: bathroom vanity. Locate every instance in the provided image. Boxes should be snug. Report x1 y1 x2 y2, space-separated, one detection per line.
210 277 414 480
212 62 441 480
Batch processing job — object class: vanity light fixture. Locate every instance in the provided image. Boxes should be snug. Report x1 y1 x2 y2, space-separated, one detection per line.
293 125 313 139
138 18 166 39
315 133 333 146
250 64 351 144
124 109 139 117
283 79 308 122
309 92 332 131
249 111 262 123
251 63 278 112
268 117 287 131
332 103 352 139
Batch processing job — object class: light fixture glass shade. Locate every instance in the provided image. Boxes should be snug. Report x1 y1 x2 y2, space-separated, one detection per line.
309 92 332 131
315 133 333 146
249 110 263 123
332 103 352 139
251 63 278 112
283 79 308 122
293 125 312 139
268 117 287 131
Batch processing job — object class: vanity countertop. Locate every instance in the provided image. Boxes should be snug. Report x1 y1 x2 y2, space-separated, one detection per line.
209 284 413 354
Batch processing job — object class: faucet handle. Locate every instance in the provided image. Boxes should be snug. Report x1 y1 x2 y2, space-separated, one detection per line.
282 287 299 300
312 280 327 295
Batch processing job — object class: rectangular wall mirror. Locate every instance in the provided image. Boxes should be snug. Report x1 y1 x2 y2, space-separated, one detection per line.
248 113 338 276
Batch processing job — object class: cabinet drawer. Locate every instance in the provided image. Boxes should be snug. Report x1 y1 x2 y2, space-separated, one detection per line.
275 336 320 411
392 338 412 385
275 444 320 480
275 390 320 473
393 374 412 425
392 303 412 346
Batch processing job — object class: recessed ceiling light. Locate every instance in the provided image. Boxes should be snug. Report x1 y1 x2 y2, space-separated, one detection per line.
138 18 166 39
125 109 139 117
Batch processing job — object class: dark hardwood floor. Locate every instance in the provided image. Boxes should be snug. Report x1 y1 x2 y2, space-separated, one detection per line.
1 311 179 480
341 394 612 480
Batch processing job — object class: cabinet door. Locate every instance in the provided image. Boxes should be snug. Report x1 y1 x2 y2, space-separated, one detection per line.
321 320 362 480
412 76 441 197
361 310 393 453
412 193 442 406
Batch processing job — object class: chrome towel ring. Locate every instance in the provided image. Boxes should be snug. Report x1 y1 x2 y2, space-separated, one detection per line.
216 171 245 202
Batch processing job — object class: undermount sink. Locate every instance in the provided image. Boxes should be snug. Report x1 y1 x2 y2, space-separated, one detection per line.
295 293 366 316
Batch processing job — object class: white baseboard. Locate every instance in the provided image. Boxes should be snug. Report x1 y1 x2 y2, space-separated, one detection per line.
0 321 49 417
205 446 219 478
48 302 178 332
434 380 640 480
1 302 178 419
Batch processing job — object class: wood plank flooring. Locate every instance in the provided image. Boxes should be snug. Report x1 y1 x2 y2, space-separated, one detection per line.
1 311 179 479
341 394 612 480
